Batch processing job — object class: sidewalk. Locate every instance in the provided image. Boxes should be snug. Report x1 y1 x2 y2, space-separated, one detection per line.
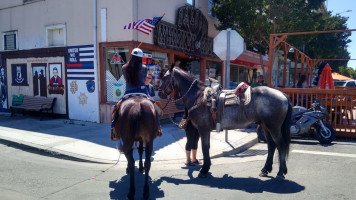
0 113 257 164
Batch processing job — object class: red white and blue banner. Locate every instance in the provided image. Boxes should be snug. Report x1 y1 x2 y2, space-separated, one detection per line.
67 45 95 80
66 45 99 122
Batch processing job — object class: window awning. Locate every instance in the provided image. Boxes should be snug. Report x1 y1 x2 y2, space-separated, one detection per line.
332 72 353 80
231 50 268 68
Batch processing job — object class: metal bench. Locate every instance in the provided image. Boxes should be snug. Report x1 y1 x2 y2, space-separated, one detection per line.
10 96 57 120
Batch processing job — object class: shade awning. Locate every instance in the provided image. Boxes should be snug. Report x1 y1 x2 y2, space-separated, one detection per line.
332 72 353 80
231 51 268 68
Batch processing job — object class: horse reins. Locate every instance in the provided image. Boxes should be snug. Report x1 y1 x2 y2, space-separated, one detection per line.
160 69 199 127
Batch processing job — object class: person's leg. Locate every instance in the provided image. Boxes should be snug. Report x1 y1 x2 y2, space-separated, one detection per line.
185 150 191 165
191 127 201 164
185 120 195 166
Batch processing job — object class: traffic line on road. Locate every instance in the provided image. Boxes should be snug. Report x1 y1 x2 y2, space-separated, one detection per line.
292 149 356 158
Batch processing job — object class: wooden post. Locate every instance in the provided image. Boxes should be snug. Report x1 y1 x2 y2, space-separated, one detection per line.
294 51 298 87
267 35 275 87
301 54 304 75
283 43 287 87
305 57 309 84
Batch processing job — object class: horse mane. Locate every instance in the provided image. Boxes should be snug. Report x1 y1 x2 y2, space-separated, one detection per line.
123 56 141 86
174 67 197 82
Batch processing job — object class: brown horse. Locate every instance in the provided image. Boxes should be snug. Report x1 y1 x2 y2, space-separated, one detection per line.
158 66 292 181
114 95 158 200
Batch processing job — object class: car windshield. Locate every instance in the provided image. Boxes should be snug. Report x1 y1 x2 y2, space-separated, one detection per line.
334 81 346 87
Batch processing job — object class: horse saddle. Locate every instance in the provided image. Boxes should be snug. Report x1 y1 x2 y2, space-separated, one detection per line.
215 82 251 132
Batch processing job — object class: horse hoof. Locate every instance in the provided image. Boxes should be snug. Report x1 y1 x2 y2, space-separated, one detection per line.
198 172 208 178
276 175 285 181
143 193 149 200
126 194 134 200
259 171 268 177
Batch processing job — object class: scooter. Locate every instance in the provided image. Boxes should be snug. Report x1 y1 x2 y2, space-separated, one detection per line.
257 98 335 144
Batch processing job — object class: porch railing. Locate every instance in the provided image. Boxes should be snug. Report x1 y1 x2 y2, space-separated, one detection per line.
277 88 356 138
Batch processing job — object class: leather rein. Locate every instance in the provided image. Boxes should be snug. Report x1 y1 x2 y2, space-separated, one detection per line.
160 70 200 123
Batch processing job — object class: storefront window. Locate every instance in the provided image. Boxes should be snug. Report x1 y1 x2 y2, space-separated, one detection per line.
206 61 222 85
104 47 129 102
190 61 200 79
104 47 170 102
150 51 170 95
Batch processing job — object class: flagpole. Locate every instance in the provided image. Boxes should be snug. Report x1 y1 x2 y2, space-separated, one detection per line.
137 13 165 48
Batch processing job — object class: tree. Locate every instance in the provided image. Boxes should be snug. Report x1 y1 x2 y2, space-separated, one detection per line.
212 0 352 74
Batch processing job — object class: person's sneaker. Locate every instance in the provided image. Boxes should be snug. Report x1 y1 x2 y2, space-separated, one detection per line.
110 128 119 141
156 127 162 137
116 139 123 151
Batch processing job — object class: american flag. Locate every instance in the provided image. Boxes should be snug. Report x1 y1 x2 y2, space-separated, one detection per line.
124 16 163 35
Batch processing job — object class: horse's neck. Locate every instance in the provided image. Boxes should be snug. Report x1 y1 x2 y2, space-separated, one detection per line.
179 80 204 107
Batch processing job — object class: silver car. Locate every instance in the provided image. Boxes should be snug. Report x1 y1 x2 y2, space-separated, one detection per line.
334 80 356 87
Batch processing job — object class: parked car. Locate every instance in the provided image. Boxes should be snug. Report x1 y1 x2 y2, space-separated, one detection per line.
334 80 356 87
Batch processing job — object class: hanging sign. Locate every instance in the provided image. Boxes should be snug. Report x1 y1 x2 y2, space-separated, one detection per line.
110 52 125 64
147 64 160 78
142 53 152 65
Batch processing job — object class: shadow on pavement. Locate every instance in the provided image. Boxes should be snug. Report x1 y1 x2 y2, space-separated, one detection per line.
158 174 305 194
109 170 164 200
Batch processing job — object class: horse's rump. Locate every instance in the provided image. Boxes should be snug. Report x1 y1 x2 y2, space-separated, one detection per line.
117 96 158 152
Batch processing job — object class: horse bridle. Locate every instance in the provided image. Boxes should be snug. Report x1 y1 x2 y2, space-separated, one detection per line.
161 69 198 103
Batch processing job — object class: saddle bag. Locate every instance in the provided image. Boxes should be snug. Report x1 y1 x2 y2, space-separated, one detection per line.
179 118 188 130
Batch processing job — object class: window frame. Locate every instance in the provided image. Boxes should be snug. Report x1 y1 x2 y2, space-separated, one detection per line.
46 24 66 47
2 31 18 51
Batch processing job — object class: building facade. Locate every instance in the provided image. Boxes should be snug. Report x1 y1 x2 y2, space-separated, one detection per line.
1 0 262 123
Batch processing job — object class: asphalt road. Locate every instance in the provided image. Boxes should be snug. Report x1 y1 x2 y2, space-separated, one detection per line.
0 137 355 200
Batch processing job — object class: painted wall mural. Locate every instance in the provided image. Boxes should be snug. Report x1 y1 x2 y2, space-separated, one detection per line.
32 64 47 97
0 53 8 112
11 64 28 86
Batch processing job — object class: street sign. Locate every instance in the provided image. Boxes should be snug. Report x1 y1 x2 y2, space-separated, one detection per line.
213 29 244 60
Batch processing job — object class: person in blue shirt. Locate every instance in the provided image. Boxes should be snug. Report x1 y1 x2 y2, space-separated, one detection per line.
123 48 150 97
296 74 309 106
297 74 308 88
251 75 267 87
145 72 155 97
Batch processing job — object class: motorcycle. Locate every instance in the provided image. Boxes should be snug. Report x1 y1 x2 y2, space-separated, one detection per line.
257 98 335 144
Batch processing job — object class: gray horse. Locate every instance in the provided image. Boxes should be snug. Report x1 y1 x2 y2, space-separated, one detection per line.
158 66 292 181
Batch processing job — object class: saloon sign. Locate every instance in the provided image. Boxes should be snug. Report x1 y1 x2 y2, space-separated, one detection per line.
154 5 215 57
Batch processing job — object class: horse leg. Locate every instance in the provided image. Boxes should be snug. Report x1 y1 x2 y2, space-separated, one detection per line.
138 141 144 173
260 131 276 177
275 138 288 181
124 149 135 200
198 129 211 178
143 141 153 200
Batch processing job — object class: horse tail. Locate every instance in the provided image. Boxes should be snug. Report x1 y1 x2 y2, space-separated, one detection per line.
120 103 141 153
130 103 141 139
281 100 292 158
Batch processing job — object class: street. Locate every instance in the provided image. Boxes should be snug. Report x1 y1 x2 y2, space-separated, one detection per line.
0 137 355 200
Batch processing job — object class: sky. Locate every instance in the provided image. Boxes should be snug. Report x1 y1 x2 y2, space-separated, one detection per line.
326 0 356 70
